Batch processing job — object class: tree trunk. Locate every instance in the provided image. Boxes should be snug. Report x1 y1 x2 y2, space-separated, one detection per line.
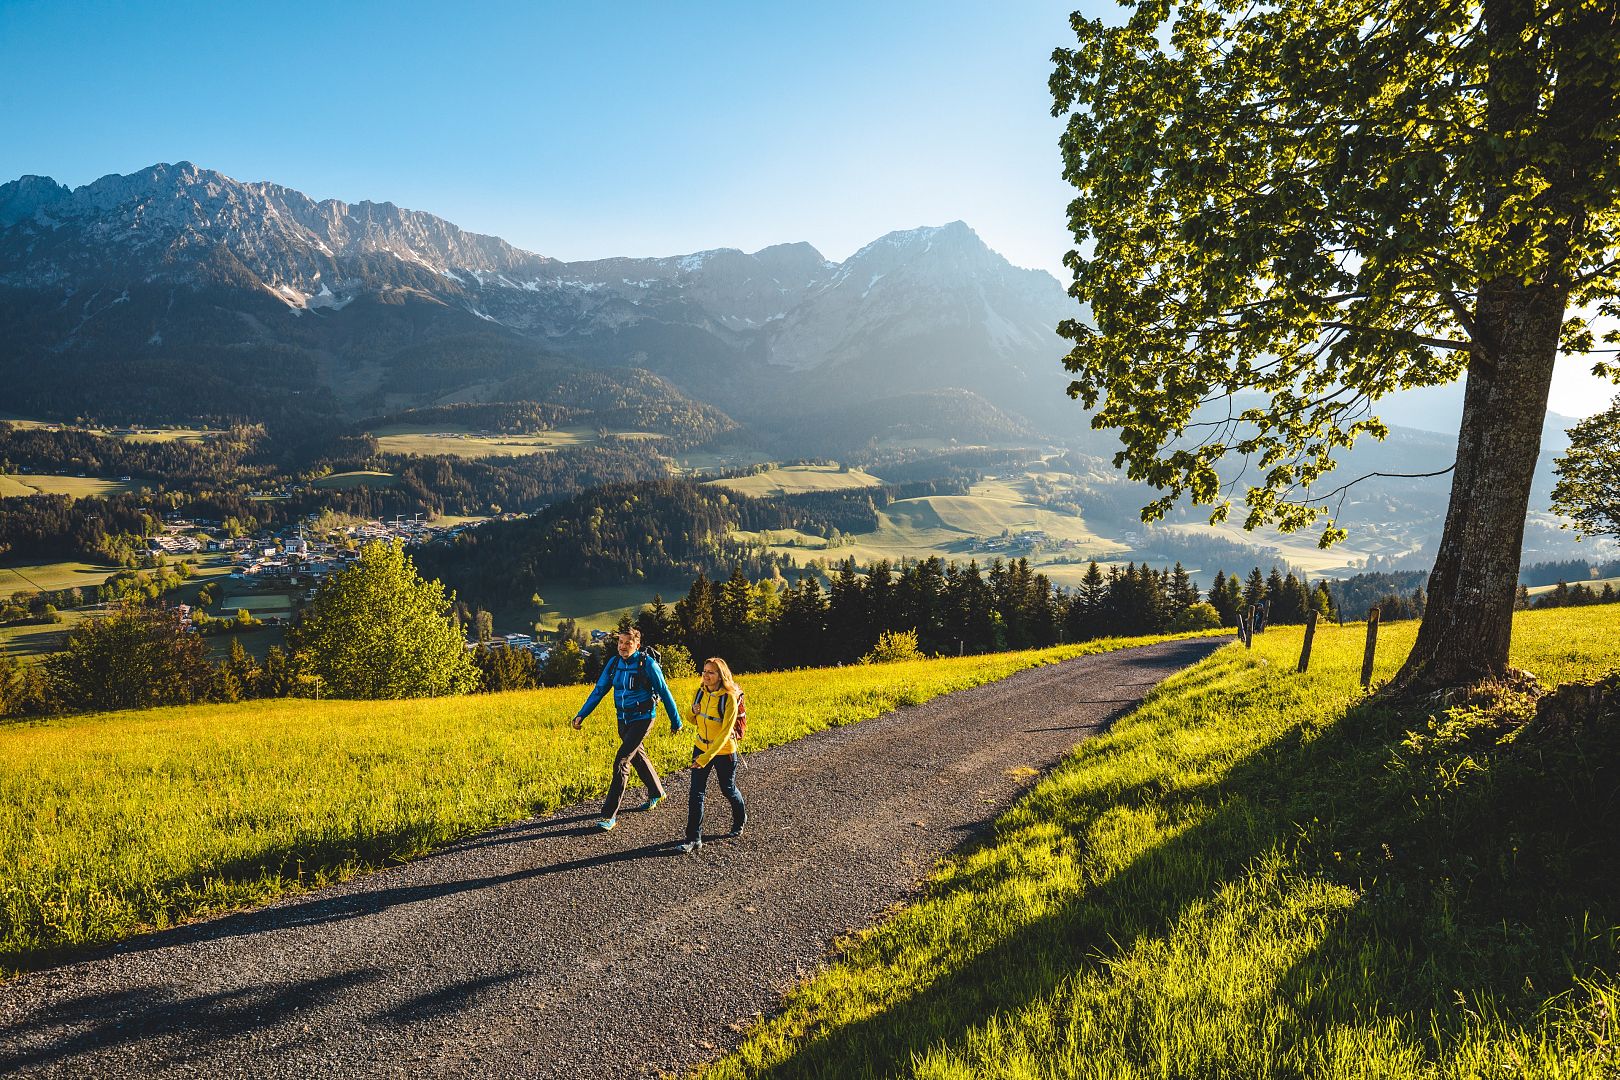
1394 280 1568 692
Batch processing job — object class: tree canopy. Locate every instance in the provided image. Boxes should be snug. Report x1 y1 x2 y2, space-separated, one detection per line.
289 540 479 699
1051 0 1620 688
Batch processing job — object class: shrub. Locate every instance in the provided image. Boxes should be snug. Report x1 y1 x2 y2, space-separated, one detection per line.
862 628 925 664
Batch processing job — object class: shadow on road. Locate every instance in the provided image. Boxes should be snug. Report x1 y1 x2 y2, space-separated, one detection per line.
0 968 385 1073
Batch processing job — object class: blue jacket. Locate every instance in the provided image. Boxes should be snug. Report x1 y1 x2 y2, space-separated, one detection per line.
576 650 683 731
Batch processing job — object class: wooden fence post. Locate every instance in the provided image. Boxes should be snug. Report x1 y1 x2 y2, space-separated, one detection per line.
1297 609 1318 673
1237 610 1251 648
1360 606 1381 688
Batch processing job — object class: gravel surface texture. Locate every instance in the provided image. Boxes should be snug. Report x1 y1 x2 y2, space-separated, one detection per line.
0 637 1226 1078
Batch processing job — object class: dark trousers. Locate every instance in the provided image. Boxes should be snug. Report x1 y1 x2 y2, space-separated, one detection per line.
686 751 745 841
603 716 663 818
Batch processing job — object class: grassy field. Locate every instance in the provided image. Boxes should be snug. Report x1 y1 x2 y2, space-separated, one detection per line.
671 442 774 474
0 632 1217 976
528 581 683 633
311 470 397 490
703 606 1620 1079
0 559 121 598
218 593 294 616
734 474 1128 586
0 608 100 660
1154 519 1399 577
0 474 140 499
0 417 221 443
1 556 238 658
1528 575 1620 597
709 464 888 497
371 423 600 459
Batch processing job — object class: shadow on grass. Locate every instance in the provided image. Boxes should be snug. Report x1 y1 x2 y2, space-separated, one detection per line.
745 680 1618 1077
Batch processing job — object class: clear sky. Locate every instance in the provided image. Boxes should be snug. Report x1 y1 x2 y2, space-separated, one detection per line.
1 0 1612 415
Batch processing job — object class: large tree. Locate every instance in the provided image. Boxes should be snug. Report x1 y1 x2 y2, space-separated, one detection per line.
289 540 479 699
1051 0 1620 689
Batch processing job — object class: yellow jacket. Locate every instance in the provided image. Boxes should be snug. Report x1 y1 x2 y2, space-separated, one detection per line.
687 687 739 767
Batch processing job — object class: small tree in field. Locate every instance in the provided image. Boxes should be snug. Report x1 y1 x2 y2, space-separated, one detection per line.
1551 395 1620 542
862 628 925 665
288 540 479 699
1173 601 1223 633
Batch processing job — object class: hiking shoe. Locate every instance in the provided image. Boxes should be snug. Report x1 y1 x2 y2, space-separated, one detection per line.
635 795 664 812
678 837 702 854
726 826 744 839
596 818 617 832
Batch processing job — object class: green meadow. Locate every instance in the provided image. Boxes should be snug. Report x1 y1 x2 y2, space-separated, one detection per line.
0 632 1212 976
732 473 1128 588
1528 576 1620 597
703 606 1620 1079
0 559 121 599
0 474 140 499
370 423 603 459
709 464 889 497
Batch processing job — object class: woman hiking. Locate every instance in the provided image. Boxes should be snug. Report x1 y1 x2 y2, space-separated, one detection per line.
572 628 683 831
676 656 746 854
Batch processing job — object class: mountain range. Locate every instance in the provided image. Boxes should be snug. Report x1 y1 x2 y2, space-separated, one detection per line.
0 162 1076 443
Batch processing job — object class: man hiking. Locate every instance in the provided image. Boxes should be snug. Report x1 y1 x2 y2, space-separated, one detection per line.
572 628 683 831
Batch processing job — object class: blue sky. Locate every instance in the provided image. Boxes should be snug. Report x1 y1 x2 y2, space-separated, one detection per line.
1 0 1612 415
0 0 1092 276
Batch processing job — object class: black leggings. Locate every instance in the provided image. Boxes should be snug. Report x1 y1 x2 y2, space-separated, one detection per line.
686 752 745 840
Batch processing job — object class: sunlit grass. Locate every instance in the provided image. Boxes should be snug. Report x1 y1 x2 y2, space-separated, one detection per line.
0 631 1213 975
702 606 1620 1079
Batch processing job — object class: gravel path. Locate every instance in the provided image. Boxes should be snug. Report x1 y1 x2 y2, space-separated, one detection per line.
0 638 1226 1078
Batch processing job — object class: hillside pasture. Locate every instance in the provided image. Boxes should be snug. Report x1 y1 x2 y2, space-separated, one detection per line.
1527 575 1620 596
707 464 887 497
371 423 598 459
732 471 1126 582
113 427 221 443
0 560 121 599
0 608 101 660
311 470 397 490
528 581 680 633
670 442 773 474
1153 519 1399 577
0 474 140 499
0 418 222 443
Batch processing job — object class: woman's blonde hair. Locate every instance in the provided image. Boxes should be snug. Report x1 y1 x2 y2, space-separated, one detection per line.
703 656 741 698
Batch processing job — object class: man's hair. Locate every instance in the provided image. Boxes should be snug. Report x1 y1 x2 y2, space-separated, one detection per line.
618 627 642 645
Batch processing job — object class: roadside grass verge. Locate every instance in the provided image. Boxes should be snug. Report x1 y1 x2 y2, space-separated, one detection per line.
703 607 1620 1079
0 630 1219 976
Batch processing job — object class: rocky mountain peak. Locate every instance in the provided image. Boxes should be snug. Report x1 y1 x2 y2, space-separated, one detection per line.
0 174 73 227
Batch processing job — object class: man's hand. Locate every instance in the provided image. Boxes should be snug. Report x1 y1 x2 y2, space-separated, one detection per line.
670 721 683 735
571 716 584 730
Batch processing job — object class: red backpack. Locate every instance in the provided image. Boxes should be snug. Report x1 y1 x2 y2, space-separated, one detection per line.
691 687 747 743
